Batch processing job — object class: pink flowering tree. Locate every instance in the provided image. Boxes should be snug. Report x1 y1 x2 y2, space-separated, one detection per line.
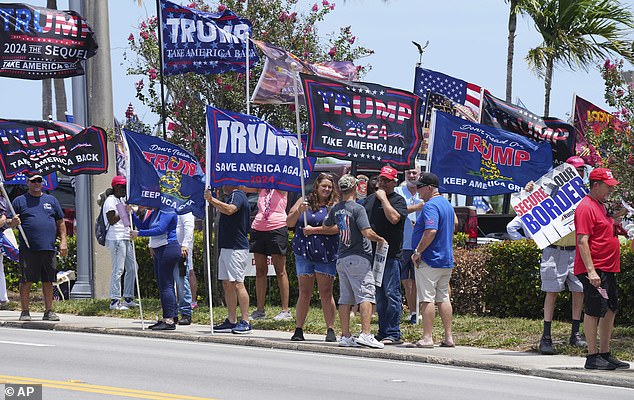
590 59 634 204
125 0 372 159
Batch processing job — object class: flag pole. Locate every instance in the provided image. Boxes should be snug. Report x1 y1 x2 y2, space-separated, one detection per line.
246 33 251 115
204 196 215 334
156 0 167 140
0 176 30 249
291 63 307 227
121 130 145 329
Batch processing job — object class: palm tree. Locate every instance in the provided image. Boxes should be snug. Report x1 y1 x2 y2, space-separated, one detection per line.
504 0 538 102
42 0 67 121
524 0 634 116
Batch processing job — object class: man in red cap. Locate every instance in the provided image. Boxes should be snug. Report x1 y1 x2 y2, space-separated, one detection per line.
575 167 629 370
103 175 137 310
363 165 408 344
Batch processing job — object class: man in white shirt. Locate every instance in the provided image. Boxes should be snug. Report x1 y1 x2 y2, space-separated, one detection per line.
103 176 137 310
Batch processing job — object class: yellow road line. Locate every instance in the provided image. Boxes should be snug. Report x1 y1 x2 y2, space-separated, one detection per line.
0 375 216 400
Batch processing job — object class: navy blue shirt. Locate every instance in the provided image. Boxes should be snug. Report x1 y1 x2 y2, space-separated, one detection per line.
12 193 63 251
218 190 250 250
292 205 338 263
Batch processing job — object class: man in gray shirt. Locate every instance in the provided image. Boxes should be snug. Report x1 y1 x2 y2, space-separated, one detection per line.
324 174 386 349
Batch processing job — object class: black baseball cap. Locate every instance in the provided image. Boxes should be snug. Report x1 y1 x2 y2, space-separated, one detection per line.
416 172 439 188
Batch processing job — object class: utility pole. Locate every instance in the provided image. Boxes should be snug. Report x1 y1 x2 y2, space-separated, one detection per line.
70 0 115 298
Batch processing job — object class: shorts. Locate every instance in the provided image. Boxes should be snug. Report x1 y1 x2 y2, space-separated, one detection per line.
540 247 583 292
218 248 249 282
295 254 336 278
249 227 288 255
400 249 416 280
415 261 452 303
19 249 57 283
336 255 375 305
577 271 618 318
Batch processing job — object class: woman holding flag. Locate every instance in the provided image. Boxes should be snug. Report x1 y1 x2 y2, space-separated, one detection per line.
130 207 180 331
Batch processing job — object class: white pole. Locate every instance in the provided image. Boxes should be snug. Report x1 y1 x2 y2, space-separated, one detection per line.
291 63 307 227
246 33 250 115
130 238 145 329
205 200 214 334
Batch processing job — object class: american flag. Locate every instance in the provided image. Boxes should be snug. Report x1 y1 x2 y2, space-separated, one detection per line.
414 67 482 111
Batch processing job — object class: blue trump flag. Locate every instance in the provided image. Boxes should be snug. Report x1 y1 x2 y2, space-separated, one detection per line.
206 106 314 191
122 129 205 219
3 172 57 190
160 0 258 76
429 111 552 196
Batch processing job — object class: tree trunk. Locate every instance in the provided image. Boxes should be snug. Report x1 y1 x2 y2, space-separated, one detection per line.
54 78 67 120
543 57 554 117
42 79 52 120
505 0 517 103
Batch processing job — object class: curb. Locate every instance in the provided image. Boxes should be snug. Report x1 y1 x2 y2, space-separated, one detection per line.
2 320 633 389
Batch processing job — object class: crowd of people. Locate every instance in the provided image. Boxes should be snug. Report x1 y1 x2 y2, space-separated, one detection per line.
0 162 631 368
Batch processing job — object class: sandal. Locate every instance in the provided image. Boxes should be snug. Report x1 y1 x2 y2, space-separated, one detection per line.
440 341 455 348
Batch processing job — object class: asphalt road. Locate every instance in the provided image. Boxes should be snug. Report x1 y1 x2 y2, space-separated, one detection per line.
1 328 633 400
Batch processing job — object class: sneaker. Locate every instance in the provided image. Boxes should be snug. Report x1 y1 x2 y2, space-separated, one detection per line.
356 332 384 349
179 315 192 325
42 310 60 321
250 310 266 320
19 310 31 321
538 336 554 355
409 313 417 324
338 335 360 347
213 318 237 333
151 321 176 331
600 352 630 369
325 328 337 343
585 353 617 370
109 300 129 311
122 298 137 308
569 332 587 348
291 327 305 341
231 320 253 334
273 310 293 321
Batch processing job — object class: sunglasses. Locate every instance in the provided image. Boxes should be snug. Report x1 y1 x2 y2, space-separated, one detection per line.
29 178 43 183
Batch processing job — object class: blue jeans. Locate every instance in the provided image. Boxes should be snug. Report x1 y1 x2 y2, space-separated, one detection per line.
172 250 192 317
376 258 402 341
153 242 180 319
106 239 137 300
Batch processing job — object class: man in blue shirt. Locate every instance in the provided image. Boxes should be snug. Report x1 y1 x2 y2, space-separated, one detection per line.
411 172 457 348
8 172 67 322
205 185 252 334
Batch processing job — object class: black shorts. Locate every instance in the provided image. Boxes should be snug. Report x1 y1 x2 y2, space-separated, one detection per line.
19 249 57 283
400 250 416 280
249 227 288 256
577 271 618 317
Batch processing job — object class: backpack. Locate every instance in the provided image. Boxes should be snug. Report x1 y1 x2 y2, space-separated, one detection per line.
95 204 110 246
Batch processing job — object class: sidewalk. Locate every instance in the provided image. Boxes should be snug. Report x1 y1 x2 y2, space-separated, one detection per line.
1 309 633 388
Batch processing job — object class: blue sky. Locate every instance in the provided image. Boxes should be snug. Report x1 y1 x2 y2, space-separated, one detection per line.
1 0 631 124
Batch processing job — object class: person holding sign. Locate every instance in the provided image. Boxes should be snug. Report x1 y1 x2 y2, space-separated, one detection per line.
575 168 629 370
411 172 458 348
363 166 408 345
324 174 386 349
287 173 339 342
507 156 588 355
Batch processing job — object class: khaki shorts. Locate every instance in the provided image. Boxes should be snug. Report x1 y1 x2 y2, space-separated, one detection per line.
415 261 452 303
218 248 249 282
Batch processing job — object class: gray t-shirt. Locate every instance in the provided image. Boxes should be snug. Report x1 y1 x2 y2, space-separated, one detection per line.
324 200 373 262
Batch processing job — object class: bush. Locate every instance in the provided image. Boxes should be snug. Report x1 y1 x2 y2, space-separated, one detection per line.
451 246 490 315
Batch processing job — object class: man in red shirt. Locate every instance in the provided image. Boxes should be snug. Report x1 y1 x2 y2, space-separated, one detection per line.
574 168 629 370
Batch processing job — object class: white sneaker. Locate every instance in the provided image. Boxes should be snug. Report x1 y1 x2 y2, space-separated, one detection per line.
273 311 292 321
122 299 137 308
356 333 384 349
250 310 266 320
109 301 128 311
338 335 360 347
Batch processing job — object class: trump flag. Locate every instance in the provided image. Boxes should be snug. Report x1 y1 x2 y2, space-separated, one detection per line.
429 111 552 196
122 129 205 219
